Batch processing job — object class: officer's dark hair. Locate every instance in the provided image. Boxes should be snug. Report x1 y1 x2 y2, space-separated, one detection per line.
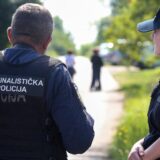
11 3 53 45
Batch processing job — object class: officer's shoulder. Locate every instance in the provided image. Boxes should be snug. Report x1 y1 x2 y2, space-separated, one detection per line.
45 56 66 68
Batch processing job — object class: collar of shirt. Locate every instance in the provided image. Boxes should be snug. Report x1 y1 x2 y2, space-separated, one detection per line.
3 43 41 65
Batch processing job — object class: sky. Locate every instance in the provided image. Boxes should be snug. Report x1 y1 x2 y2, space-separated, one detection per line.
43 0 111 48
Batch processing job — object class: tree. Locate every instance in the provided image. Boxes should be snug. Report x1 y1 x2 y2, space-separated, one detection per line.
48 16 75 55
110 0 129 15
96 0 160 65
53 16 64 32
0 0 41 50
96 17 112 44
79 43 95 57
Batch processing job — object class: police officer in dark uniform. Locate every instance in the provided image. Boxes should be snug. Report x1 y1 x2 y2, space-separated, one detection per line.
128 9 160 160
0 3 94 160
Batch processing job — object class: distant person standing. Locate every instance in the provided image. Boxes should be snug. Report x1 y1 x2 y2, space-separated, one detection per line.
90 48 103 91
65 50 76 79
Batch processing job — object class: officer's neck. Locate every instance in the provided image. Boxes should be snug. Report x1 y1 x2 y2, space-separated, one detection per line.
13 41 46 55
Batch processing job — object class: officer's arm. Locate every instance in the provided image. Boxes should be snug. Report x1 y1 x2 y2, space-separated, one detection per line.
47 64 94 154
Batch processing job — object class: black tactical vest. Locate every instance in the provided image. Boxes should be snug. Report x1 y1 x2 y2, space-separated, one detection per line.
0 53 67 160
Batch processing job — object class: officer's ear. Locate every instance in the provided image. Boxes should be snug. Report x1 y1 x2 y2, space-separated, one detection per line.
42 36 52 51
7 27 14 45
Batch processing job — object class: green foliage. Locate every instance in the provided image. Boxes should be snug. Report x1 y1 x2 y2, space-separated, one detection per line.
96 0 160 65
48 16 76 55
0 0 41 50
96 17 112 44
53 16 64 31
79 43 95 57
46 49 58 58
109 68 160 160
110 0 129 15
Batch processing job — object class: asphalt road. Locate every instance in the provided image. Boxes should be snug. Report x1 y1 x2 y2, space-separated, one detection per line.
59 56 124 160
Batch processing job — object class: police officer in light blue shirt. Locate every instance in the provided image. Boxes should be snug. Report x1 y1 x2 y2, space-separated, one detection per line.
0 3 94 160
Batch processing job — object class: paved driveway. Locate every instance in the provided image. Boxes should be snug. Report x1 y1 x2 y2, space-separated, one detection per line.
59 56 124 160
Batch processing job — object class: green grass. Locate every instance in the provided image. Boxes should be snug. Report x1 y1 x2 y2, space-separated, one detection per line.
108 68 160 160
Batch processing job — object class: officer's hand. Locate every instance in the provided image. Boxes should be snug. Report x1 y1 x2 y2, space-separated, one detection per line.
128 141 144 160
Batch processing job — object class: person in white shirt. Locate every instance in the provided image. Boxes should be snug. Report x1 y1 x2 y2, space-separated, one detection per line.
65 50 76 79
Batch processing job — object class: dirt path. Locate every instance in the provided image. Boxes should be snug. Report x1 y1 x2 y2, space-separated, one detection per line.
59 56 125 160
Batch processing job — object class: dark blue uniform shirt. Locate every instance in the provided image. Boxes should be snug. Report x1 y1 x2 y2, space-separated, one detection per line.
143 83 160 150
2 44 94 154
